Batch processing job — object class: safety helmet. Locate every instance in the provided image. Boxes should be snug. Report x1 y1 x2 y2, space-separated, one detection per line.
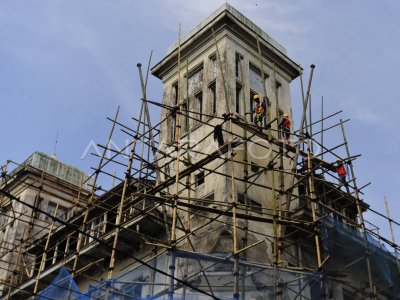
337 158 343 163
253 94 260 101
283 113 289 117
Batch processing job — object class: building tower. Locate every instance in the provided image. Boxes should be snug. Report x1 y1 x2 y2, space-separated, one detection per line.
152 3 300 266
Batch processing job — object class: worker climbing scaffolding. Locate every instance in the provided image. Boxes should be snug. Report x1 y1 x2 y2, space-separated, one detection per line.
334 159 350 193
279 113 291 144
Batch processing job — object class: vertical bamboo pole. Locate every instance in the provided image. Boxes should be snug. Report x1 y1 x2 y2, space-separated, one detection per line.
384 196 400 272
6 227 25 298
273 64 284 264
306 153 322 267
112 170 117 189
309 94 314 153
299 68 309 152
168 23 183 300
321 96 324 161
26 171 45 242
340 119 375 300
107 106 145 279
212 27 239 300
33 204 59 295
256 35 280 298
182 58 191 300
72 105 120 278
137 57 172 240
320 96 326 207
285 65 315 211
184 58 191 243
239 55 249 300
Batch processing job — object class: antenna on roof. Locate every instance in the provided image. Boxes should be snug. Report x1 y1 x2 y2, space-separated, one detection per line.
51 131 59 159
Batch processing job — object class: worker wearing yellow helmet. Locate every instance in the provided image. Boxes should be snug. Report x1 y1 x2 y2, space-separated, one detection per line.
246 94 267 126
279 113 291 143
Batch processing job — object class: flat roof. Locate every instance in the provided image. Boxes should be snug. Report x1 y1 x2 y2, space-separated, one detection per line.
7 152 93 191
167 3 287 55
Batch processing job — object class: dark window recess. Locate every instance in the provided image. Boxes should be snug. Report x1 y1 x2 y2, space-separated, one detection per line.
236 84 242 114
192 193 214 214
210 55 217 79
249 200 262 213
209 82 217 115
182 100 188 134
235 53 243 78
173 84 178 105
237 193 262 213
195 171 205 186
251 162 259 173
347 212 357 222
37 197 45 219
191 92 203 128
170 84 178 142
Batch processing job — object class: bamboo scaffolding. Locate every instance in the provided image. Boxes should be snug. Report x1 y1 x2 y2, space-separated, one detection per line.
340 119 375 300
2 53 400 300
72 105 120 279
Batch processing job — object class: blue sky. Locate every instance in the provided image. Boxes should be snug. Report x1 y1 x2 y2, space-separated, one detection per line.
1 0 399 243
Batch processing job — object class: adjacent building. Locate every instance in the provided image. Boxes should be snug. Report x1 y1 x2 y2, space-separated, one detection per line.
0 152 93 296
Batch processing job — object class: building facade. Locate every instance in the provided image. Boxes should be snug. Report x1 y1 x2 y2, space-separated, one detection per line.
0 152 92 296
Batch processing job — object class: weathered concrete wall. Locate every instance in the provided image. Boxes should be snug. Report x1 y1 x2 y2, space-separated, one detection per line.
154 16 299 267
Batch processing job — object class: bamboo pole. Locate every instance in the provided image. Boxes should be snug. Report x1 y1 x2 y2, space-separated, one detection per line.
168 23 183 300
273 63 284 265
238 54 250 300
33 204 59 296
107 103 144 278
137 58 172 240
25 170 45 242
256 35 280 298
340 119 375 300
6 227 25 298
182 58 191 300
72 106 120 278
285 64 315 211
306 152 322 267
320 96 324 161
212 27 241 300
384 196 400 273
309 94 314 153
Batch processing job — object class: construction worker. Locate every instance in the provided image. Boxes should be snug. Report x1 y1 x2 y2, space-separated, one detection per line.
246 94 266 126
279 113 291 143
335 159 350 193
